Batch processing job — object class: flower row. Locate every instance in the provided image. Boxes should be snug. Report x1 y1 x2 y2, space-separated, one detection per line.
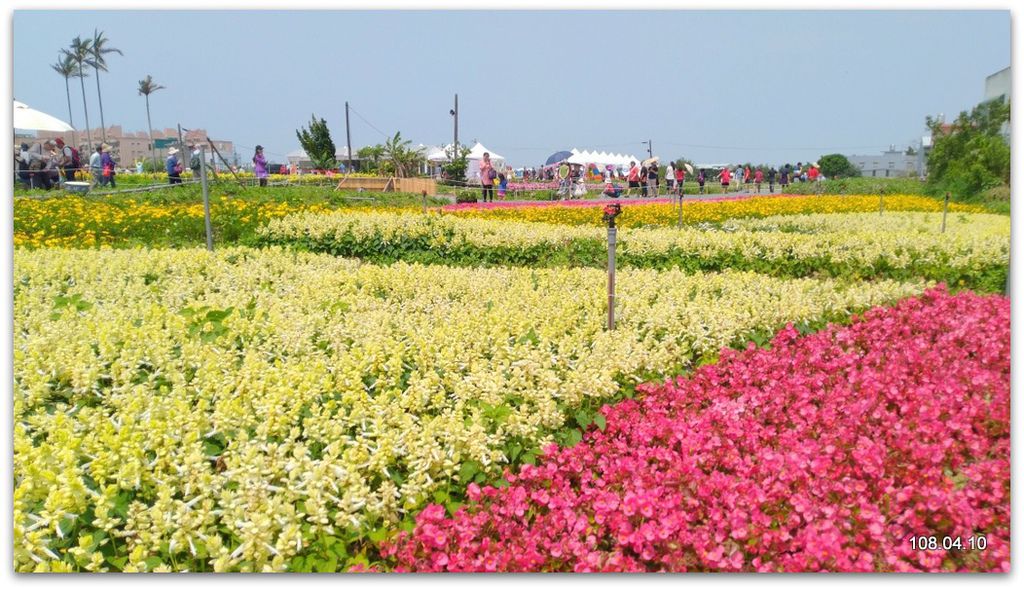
441 194 982 227
386 287 1010 572
258 210 1009 292
13 247 923 572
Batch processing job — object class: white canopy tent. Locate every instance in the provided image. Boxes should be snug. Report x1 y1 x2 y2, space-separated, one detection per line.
466 142 506 182
14 100 74 132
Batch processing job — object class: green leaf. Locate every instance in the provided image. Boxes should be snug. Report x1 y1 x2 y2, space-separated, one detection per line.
575 410 591 428
458 460 480 483
593 413 607 431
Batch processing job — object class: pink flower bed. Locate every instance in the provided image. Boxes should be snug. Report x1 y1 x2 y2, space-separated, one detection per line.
440 193 780 212
385 287 1010 572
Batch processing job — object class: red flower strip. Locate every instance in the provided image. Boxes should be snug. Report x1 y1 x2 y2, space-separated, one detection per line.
385 287 1011 572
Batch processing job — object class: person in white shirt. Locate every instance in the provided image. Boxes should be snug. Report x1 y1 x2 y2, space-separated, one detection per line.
665 163 675 192
89 146 103 187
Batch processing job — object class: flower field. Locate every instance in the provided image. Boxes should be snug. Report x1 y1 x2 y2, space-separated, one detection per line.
13 247 927 572
12 190 1012 573
442 194 983 227
386 288 1010 572
259 209 1009 291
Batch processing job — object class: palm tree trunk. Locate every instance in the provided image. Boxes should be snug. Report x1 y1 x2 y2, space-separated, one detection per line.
78 64 93 151
145 95 156 172
95 67 107 146
64 77 77 149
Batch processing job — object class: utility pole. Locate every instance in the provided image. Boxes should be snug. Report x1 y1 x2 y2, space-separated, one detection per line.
177 124 187 166
345 101 353 174
643 139 653 159
452 93 459 158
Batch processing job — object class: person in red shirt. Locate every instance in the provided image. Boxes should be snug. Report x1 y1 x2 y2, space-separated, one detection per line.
626 161 640 196
675 166 685 196
754 168 764 193
718 167 731 191
807 165 821 194
744 166 751 189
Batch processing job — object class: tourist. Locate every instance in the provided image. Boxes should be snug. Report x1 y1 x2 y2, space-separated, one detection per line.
808 164 821 194
697 169 706 194
639 162 649 197
718 166 731 192
89 145 104 187
497 170 508 200
627 161 640 196
646 161 659 198
190 145 203 179
253 145 269 187
100 144 117 188
675 165 686 196
479 152 495 202
42 141 61 189
166 147 183 185
754 168 764 193
54 138 78 182
665 162 675 193
780 165 790 190
136 160 144 174
744 166 752 191
767 167 777 193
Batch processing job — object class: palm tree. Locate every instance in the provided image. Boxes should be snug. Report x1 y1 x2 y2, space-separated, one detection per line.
383 131 416 177
65 36 94 151
137 75 166 171
50 52 84 149
88 30 122 147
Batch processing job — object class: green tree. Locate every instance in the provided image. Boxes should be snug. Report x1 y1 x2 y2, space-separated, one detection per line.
51 52 83 149
64 36 93 150
296 115 337 171
137 75 166 171
88 29 122 147
441 145 471 185
817 153 861 178
382 132 425 177
357 144 385 174
925 99 1010 198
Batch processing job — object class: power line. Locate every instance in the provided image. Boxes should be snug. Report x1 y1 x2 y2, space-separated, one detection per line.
347 105 389 139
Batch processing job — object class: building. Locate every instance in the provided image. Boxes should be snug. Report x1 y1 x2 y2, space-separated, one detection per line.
984 66 1011 103
36 126 235 170
847 146 918 178
983 66 1011 144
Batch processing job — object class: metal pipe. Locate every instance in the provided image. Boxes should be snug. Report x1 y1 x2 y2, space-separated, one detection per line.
200 146 213 251
607 225 616 330
941 192 949 233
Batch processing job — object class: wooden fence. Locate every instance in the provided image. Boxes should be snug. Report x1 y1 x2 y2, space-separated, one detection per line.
334 176 437 195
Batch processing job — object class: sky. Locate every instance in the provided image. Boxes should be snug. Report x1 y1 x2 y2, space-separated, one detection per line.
12 9 1010 167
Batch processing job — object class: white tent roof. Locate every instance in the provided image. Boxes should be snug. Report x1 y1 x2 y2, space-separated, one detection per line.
467 141 504 161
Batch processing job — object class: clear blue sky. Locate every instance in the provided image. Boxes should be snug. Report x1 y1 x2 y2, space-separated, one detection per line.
13 10 1010 167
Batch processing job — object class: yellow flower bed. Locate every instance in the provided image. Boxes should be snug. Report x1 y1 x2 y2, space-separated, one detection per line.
14 247 925 572
444 194 983 227
13 196 335 249
260 210 1009 279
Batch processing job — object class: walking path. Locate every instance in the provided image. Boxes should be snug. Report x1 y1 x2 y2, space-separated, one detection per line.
440 188 804 211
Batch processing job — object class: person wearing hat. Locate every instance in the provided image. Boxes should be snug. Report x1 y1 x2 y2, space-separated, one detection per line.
253 145 268 187
100 143 117 188
54 138 78 182
166 147 184 185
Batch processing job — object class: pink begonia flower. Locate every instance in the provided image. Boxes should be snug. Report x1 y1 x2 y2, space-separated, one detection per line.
385 287 1009 573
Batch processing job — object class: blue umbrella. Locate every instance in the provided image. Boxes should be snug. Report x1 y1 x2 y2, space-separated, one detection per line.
544 150 572 166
